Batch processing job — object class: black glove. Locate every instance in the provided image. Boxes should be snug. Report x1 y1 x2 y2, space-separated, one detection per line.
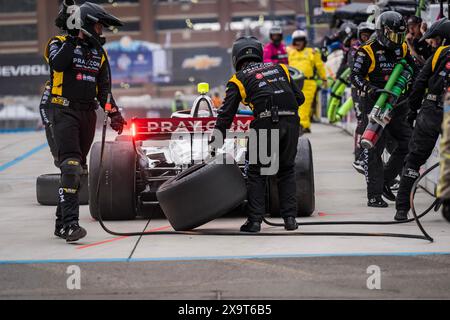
406 110 417 128
109 111 127 135
366 86 380 102
65 35 79 47
208 129 225 158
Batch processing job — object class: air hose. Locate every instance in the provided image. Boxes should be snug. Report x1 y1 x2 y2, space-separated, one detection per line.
89 35 437 242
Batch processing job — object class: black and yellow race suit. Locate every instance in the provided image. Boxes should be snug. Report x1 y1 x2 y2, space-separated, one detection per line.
396 45 450 211
214 62 304 221
45 35 117 228
351 39 416 199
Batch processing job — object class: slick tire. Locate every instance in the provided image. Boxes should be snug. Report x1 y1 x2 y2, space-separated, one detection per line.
36 173 88 205
89 141 137 221
156 154 247 231
268 137 315 217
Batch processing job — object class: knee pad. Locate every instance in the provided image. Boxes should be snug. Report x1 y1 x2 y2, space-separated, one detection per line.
60 158 82 193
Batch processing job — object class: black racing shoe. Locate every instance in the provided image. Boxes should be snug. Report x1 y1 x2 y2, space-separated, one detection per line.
284 217 298 231
367 196 388 208
382 184 396 201
442 202 450 223
394 210 409 221
240 220 261 233
65 223 87 242
54 225 66 239
352 160 365 175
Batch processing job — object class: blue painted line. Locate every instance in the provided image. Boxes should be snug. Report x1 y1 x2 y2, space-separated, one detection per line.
0 128 43 134
1 251 450 265
0 142 48 172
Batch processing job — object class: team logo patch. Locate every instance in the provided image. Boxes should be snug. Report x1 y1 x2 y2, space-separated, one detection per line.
256 73 263 80
446 61 450 70
76 73 83 81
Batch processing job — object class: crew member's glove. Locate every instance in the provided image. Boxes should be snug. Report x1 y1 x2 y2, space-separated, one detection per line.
406 110 417 128
109 111 127 135
208 128 225 158
366 86 380 101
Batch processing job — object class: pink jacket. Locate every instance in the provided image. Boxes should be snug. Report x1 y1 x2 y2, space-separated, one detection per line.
263 42 288 64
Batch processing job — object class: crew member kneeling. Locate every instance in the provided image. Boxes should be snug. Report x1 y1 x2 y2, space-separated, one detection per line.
212 36 305 232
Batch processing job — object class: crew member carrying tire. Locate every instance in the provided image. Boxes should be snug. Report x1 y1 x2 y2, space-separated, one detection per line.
287 30 327 133
211 36 305 232
47 2 126 242
395 18 450 221
350 11 417 208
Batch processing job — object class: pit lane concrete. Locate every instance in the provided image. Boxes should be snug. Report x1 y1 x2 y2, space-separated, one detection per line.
1 124 449 299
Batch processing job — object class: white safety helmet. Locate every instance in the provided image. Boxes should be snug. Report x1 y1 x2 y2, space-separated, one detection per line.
292 30 307 42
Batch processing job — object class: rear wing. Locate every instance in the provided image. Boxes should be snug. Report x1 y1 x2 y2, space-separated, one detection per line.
131 116 254 141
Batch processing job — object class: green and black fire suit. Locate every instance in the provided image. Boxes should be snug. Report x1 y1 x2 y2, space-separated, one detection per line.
396 45 450 211
214 62 304 222
351 39 416 200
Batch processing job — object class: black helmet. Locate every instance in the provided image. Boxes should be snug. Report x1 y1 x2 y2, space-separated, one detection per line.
338 22 357 46
54 0 79 36
357 22 375 42
79 2 123 45
375 11 407 50
231 36 263 71
420 18 450 44
407 15 422 26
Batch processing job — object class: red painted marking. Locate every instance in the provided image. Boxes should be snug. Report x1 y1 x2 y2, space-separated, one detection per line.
76 225 172 250
76 236 128 250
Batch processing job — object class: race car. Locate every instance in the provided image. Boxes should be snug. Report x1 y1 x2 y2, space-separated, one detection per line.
36 78 314 230
88 82 315 229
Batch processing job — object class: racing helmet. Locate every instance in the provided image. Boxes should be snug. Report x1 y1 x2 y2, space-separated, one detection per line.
54 0 79 36
407 15 422 26
269 25 283 44
292 30 308 45
338 22 357 46
231 36 263 71
79 2 123 45
357 22 375 42
420 18 450 44
375 11 407 50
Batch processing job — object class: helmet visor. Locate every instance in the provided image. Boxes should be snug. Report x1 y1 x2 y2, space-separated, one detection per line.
384 27 405 45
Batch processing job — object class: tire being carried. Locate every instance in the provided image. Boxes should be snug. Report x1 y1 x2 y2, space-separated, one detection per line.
268 137 315 217
36 173 89 205
156 154 247 231
89 140 137 221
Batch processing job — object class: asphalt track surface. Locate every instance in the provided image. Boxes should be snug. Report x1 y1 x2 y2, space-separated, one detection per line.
1 124 449 299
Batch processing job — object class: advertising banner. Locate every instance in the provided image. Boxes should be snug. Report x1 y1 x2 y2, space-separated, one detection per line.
0 54 49 95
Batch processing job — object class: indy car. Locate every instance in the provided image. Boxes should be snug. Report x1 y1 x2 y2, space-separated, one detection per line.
87 82 314 229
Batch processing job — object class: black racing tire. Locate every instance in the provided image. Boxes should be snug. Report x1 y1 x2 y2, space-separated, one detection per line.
268 137 315 217
89 140 137 220
36 173 88 206
156 154 247 231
